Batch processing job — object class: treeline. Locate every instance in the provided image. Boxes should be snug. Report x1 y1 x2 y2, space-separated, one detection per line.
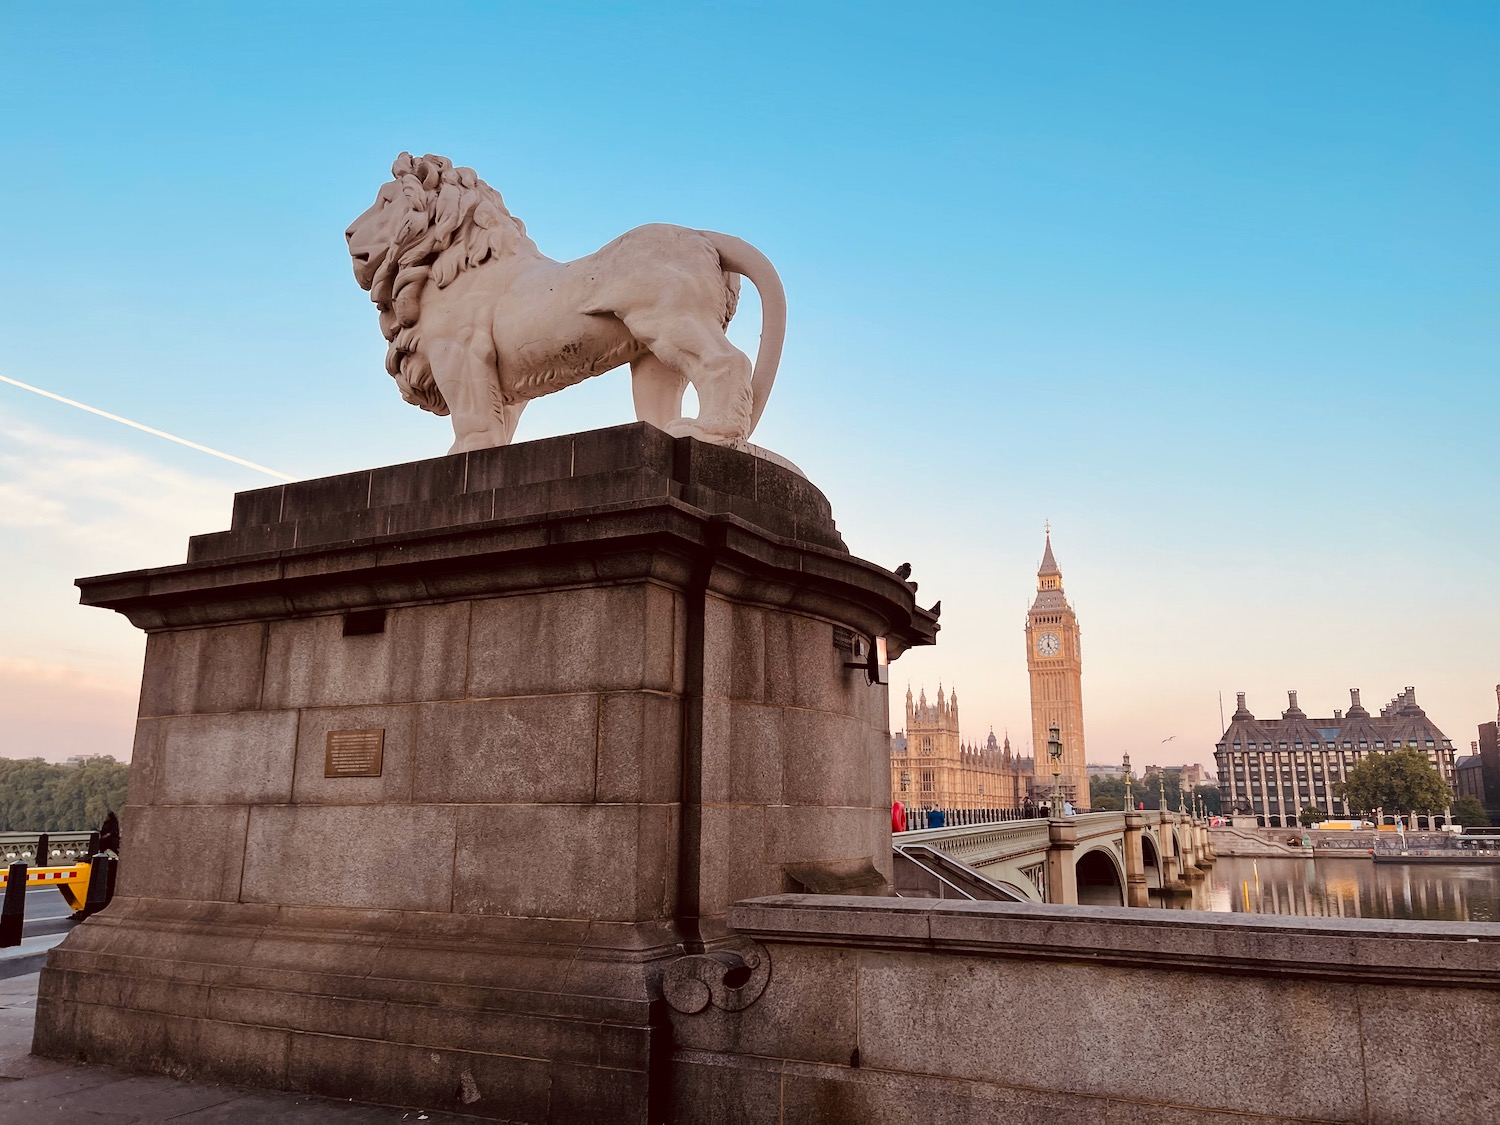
1089 771 1221 814
0 756 129 832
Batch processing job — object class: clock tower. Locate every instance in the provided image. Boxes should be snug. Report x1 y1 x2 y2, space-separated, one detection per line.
1026 529 1089 808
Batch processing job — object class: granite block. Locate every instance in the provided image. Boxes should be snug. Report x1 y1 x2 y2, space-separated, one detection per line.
280 470 370 521
261 602 469 708
240 804 458 912
375 489 494 536
467 585 679 697
368 453 466 508
290 703 417 805
138 623 267 716
696 805 777 923
108 805 249 903
570 422 677 478
411 694 599 804
780 708 876 807
596 691 682 805
156 710 298 805
671 942 858 1066
452 803 676 922
701 700 782 806
670 1050 785 1125
464 433 574 492
284 1032 551 1121
230 483 285 528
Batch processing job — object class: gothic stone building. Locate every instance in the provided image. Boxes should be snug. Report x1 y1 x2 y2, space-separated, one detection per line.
890 686 1034 811
1215 687 1457 826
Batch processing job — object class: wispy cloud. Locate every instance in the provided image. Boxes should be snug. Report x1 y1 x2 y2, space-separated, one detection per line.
0 410 250 760
0 413 232 558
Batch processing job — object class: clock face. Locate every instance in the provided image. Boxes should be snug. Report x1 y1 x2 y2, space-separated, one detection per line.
1036 632 1061 657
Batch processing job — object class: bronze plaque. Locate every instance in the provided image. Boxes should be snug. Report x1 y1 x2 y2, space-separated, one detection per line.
324 729 384 778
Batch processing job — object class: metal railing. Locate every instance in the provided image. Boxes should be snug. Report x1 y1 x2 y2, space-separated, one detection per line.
0 831 97 865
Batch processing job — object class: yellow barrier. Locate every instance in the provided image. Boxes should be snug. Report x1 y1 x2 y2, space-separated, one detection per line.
0 862 93 911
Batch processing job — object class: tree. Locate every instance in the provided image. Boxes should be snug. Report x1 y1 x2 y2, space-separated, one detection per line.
1089 774 1125 811
1299 805 1326 827
1139 768 1182 811
0 756 129 831
1336 747 1451 816
1452 797 1491 828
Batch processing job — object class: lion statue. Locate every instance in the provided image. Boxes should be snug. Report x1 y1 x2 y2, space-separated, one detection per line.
346 152 786 453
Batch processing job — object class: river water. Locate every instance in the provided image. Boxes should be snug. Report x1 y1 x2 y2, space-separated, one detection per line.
1165 856 1499 922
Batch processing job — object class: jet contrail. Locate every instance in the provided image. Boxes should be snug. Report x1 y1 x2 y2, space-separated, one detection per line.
0 374 296 482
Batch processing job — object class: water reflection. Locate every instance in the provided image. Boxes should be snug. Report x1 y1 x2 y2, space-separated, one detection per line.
1166 856 1499 922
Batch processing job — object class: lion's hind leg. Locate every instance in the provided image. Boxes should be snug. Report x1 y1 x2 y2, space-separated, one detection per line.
630 355 688 431
622 311 752 447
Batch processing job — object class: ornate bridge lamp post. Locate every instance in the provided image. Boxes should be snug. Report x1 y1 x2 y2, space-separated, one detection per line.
1122 752 1134 811
1157 773 1168 821
1047 726 1064 818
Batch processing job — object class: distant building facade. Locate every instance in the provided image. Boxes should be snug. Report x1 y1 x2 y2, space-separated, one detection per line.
1215 687 1457 827
1466 685 1500 815
1026 532 1089 807
890 686 1033 811
1170 763 1213 789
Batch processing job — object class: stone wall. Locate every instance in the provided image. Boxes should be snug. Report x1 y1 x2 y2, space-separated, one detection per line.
668 895 1500 1124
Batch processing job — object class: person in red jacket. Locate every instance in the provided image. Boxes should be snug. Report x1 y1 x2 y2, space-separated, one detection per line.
891 799 906 833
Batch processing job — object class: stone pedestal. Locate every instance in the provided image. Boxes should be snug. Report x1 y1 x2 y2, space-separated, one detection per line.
1122 811 1150 908
34 424 934 1123
1044 820 1078 905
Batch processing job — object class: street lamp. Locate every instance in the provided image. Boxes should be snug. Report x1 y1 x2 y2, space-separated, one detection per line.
1047 725 1064 818
1157 772 1167 819
1122 751 1133 811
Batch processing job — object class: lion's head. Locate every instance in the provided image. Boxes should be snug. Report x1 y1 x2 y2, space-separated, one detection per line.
346 152 536 414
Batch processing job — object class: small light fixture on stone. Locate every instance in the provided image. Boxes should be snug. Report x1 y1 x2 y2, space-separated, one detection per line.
1122 751 1133 810
844 635 890 686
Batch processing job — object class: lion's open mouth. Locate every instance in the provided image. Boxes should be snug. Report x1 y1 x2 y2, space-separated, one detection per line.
351 248 386 290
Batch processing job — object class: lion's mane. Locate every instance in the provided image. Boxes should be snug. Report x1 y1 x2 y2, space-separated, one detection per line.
366 153 530 416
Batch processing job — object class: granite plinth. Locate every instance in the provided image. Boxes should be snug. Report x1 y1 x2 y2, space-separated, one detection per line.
37 424 936 1123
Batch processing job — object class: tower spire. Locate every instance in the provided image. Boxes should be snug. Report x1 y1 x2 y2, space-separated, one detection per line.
1038 526 1060 578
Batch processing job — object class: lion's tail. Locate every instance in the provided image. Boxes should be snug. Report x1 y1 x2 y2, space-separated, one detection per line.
702 231 786 433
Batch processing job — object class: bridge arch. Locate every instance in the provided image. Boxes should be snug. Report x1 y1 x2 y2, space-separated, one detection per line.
1140 833 1161 889
1174 828 1192 860
1075 846 1125 907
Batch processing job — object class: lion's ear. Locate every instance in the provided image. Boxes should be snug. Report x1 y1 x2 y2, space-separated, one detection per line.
392 152 414 177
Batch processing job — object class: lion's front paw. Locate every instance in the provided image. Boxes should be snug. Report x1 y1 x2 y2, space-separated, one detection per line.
665 417 747 448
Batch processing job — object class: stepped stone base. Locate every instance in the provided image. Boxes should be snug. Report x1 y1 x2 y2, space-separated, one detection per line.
35 424 934 1122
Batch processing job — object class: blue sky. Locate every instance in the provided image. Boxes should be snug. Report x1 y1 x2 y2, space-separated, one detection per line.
1 2 1495 764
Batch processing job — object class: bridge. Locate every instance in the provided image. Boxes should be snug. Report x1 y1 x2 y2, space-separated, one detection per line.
894 809 1214 906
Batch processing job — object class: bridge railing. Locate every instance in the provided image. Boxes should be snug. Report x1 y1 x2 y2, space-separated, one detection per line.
0 831 98 866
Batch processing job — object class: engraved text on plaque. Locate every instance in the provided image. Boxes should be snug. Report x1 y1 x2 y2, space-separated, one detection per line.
324 729 385 778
